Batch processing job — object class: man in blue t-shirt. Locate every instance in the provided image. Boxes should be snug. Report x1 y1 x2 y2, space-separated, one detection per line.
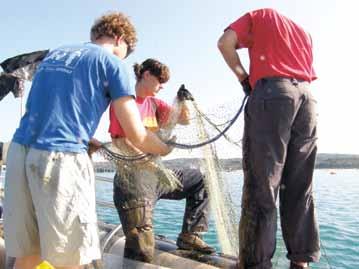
3 12 172 269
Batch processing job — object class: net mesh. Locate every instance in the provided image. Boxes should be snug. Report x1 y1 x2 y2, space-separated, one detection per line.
194 102 240 255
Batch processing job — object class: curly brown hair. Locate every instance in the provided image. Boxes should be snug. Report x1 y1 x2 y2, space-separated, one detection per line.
133 59 170 83
90 12 137 56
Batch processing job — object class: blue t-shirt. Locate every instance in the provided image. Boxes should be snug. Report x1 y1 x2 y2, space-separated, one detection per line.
12 43 134 153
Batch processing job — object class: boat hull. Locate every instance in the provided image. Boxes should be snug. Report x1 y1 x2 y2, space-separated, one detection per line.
0 222 237 268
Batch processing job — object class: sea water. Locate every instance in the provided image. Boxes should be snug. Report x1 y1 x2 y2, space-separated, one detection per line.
95 169 359 269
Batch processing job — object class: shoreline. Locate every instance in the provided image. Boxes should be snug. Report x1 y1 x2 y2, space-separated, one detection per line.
93 153 359 173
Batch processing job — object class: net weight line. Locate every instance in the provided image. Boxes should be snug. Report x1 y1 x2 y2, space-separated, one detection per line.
192 102 243 148
166 95 248 149
99 142 151 162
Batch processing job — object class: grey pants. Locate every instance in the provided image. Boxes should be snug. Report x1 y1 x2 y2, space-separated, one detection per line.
239 78 321 268
113 168 209 262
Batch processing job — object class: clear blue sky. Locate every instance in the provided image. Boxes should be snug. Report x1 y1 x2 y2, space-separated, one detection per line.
0 0 357 154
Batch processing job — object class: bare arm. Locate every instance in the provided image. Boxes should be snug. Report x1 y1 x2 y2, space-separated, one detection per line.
112 96 171 156
217 29 248 82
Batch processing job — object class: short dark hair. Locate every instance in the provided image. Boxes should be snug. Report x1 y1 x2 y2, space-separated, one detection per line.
133 59 170 83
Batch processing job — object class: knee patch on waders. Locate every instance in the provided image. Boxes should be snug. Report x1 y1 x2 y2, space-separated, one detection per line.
119 199 155 262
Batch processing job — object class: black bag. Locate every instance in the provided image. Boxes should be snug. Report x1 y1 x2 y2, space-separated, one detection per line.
0 49 49 101
0 50 49 73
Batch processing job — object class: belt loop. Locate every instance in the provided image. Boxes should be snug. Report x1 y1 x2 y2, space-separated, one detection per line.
291 78 298 86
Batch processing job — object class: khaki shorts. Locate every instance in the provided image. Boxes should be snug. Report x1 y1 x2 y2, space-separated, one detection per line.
4 142 101 266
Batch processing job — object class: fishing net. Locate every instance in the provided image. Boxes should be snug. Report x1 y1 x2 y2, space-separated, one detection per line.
100 87 248 256
100 139 182 193
171 95 245 256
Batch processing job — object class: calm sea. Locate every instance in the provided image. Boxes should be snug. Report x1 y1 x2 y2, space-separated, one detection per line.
96 169 359 269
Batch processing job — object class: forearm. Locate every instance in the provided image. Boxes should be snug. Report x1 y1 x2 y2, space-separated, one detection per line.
217 30 248 81
112 137 144 155
132 130 170 156
220 48 247 81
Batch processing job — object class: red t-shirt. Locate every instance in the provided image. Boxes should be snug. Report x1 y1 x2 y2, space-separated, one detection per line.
228 8 316 88
109 96 172 138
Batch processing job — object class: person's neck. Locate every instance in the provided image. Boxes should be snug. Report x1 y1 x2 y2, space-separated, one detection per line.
93 37 116 54
135 81 149 98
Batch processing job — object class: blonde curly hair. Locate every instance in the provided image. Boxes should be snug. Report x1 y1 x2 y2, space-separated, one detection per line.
90 12 137 56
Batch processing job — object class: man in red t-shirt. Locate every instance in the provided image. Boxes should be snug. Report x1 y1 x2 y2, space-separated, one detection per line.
218 8 320 269
109 59 215 263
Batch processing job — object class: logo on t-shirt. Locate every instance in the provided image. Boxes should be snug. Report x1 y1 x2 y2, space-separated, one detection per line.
39 48 89 74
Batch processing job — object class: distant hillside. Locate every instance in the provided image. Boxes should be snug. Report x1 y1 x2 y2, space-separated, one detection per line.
315 153 359 169
93 153 359 172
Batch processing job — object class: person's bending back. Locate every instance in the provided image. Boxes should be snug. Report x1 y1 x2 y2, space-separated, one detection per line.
4 12 171 269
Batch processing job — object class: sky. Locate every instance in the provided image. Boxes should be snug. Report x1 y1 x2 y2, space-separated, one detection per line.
0 0 358 155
